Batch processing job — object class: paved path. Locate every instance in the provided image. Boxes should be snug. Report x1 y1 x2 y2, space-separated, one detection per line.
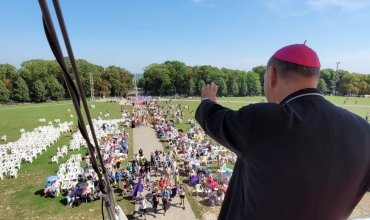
349 194 370 219
132 126 197 220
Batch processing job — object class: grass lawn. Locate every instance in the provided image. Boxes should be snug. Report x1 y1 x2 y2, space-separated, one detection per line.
155 99 236 219
0 101 135 220
154 96 370 219
1 95 369 220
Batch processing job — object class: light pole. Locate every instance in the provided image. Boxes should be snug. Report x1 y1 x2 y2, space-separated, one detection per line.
335 62 340 95
89 72 94 101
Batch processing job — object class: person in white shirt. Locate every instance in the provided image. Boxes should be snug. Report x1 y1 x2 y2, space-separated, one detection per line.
139 196 147 219
178 183 186 210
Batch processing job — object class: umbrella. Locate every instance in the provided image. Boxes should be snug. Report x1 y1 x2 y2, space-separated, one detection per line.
223 167 233 172
115 153 124 157
203 168 213 173
76 182 89 189
46 176 59 182
112 135 119 139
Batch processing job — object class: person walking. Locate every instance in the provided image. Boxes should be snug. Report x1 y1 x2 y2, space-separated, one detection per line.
152 187 159 214
162 187 170 216
178 183 186 210
139 196 147 219
196 43 370 220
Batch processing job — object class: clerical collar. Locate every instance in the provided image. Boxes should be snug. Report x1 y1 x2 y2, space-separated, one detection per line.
279 88 323 106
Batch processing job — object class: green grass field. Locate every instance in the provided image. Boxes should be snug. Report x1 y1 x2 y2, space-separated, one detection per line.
1 96 369 220
152 96 370 219
182 96 370 118
0 101 135 220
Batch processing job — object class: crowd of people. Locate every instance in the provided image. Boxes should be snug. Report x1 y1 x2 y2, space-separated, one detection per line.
125 102 235 213
42 97 235 216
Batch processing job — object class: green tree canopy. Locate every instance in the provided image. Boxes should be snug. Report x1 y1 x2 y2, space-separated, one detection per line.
246 71 262 95
317 78 328 94
0 81 9 104
12 77 30 103
31 80 47 102
94 78 112 97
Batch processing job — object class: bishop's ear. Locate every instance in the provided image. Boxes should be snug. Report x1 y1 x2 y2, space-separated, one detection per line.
268 66 278 88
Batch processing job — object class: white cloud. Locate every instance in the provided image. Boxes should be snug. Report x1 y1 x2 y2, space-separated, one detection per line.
308 0 370 11
264 0 370 16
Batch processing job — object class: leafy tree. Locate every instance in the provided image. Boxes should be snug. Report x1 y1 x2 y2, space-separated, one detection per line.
137 77 146 89
19 59 49 87
1 78 13 96
101 66 133 96
229 80 239 96
0 64 18 96
212 74 228 96
142 63 170 95
252 66 266 94
164 61 188 95
317 78 327 94
320 68 338 93
188 78 196 96
0 63 18 80
50 83 65 102
246 71 262 95
239 80 248 96
12 77 30 103
225 70 239 96
44 76 65 101
195 80 206 96
0 81 9 104
31 80 47 102
94 78 112 97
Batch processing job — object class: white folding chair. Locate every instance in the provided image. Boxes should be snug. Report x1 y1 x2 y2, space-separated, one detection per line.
51 156 58 164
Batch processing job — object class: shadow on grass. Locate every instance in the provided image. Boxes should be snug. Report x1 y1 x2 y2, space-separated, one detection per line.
117 195 133 202
199 198 209 206
59 197 67 206
114 188 122 194
34 189 44 196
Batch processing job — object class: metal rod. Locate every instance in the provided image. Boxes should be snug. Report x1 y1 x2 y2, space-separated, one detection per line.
38 1 122 219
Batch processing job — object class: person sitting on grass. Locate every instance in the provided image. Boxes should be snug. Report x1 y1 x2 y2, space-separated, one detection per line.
82 187 91 202
66 186 76 206
200 155 207 166
93 185 101 200
209 188 217 206
44 181 53 197
223 177 230 189
51 180 60 196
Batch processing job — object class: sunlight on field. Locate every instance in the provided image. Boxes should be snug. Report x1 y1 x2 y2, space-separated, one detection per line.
1 98 369 219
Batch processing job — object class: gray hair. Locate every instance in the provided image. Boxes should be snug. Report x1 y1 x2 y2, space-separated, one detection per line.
267 56 320 78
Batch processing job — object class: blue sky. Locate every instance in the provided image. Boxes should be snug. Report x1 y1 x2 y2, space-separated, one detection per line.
0 0 369 73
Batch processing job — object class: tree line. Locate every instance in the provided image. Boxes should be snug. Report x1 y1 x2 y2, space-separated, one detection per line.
0 59 134 104
1 59 369 104
138 61 370 97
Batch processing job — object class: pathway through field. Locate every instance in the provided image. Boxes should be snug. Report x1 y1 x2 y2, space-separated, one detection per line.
132 126 197 220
